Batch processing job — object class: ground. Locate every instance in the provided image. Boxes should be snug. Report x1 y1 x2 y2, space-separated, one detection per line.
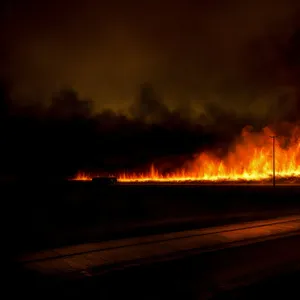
7 182 300 299
5 182 300 254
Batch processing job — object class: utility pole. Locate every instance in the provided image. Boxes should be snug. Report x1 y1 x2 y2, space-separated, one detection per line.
269 136 278 187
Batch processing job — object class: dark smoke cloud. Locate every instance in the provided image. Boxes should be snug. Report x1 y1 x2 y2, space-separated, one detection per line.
0 81 268 178
2 1 300 177
1 74 300 178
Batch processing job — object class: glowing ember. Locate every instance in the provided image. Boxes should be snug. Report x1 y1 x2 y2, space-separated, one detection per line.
73 125 300 183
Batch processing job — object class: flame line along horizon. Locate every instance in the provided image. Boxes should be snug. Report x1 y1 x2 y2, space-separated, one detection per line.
73 166 300 183
73 126 300 183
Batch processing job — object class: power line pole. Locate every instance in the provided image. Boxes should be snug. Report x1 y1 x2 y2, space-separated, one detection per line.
269 135 278 187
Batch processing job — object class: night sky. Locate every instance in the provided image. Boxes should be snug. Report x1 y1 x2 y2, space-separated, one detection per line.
1 0 300 115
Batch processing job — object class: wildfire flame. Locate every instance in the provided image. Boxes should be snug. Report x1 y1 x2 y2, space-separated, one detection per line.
73 125 300 183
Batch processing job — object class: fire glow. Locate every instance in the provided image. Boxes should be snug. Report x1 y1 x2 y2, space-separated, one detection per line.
73 125 300 183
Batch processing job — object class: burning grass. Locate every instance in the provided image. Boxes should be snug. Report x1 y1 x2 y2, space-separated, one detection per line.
73 125 300 184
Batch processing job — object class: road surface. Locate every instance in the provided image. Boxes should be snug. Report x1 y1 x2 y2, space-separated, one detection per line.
17 215 300 280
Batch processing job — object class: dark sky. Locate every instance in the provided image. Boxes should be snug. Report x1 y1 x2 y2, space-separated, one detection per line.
1 0 300 114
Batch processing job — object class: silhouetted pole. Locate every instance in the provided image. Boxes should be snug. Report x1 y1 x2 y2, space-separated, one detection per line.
269 136 277 187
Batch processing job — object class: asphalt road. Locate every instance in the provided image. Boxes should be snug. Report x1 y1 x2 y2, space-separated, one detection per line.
15 233 300 299
14 215 300 299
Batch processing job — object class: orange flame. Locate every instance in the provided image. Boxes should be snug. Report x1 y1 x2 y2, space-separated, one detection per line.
73 125 300 183
72 172 92 181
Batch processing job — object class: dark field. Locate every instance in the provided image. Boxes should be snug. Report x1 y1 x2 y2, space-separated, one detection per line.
5 181 300 256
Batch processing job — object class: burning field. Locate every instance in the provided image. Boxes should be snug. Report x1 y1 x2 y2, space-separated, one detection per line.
73 124 300 184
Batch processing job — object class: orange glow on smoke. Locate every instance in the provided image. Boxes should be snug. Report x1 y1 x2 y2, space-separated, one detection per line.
73 125 300 183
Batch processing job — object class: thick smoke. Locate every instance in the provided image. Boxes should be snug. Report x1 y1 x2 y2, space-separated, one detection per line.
1 77 300 179
2 1 300 177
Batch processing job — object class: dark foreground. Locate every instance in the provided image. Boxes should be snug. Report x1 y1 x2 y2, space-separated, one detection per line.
15 234 300 299
5 182 300 255
9 182 300 298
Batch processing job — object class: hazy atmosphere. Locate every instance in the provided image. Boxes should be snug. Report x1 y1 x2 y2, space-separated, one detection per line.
1 0 300 115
